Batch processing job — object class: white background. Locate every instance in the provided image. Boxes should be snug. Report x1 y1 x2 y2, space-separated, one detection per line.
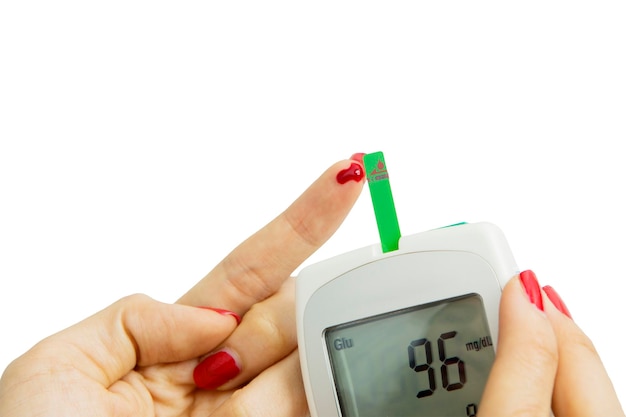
1 0 624 409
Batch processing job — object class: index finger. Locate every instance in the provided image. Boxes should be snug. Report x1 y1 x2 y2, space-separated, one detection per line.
177 156 365 314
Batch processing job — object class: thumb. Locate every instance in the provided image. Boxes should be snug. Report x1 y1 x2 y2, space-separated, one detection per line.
26 294 238 387
479 271 558 417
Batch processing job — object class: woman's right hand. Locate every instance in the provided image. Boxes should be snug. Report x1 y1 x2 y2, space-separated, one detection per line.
478 270 624 416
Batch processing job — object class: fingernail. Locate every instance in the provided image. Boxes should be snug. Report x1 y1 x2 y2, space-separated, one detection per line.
193 350 241 390
350 152 366 165
519 270 544 311
198 307 242 324
337 162 364 184
543 285 573 319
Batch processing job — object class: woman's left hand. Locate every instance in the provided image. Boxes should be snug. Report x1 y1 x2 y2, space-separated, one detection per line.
0 156 366 417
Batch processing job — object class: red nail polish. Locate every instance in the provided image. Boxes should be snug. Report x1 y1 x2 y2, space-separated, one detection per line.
336 162 364 184
198 307 242 324
193 350 241 390
519 270 544 311
543 285 573 319
350 153 366 165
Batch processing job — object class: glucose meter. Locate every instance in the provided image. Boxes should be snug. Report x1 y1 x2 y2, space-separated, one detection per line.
295 153 519 417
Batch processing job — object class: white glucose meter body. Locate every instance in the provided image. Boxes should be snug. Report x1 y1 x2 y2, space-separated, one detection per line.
296 222 519 417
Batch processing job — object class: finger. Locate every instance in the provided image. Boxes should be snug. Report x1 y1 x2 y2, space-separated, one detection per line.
210 349 308 417
177 156 365 315
193 279 296 390
479 271 558 417
542 285 625 417
24 294 238 387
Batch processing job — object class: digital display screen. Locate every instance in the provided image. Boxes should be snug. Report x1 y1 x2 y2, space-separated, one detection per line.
325 294 494 417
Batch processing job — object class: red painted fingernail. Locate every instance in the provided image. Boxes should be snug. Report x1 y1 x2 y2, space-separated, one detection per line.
337 162 364 184
543 285 573 319
350 152 366 165
193 350 241 390
198 307 241 324
519 270 544 311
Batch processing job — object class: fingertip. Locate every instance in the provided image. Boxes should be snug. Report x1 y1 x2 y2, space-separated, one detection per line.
297 158 365 219
193 348 242 390
519 269 544 311
268 159 365 269
542 285 573 319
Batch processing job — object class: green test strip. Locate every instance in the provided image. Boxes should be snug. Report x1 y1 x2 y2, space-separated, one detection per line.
363 151 401 253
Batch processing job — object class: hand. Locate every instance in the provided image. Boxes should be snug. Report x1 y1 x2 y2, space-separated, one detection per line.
0 156 366 417
479 270 625 417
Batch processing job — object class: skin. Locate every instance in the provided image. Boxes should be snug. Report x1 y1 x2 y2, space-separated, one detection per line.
479 275 624 417
0 158 364 417
0 158 623 417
